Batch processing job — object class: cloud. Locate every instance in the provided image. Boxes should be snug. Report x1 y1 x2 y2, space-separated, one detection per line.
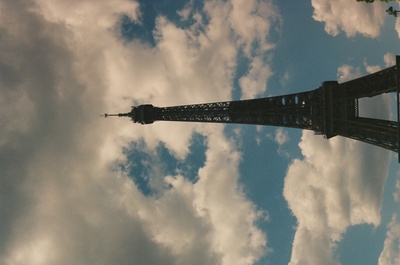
175 0 281 100
274 128 289 146
274 128 290 157
379 214 400 265
228 0 281 98
195 128 268 264
395 4 400 39
311 0 386 38
384 53 396 67
227 0 280 57
0 1 172 264
364 58 382 74
280 71 290 87
239 57 273 99
0 0 279 264
284 58 393 265
394 177 400 203
337 64 362 82
285 133 391 265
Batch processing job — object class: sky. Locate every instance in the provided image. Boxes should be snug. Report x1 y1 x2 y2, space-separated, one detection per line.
1 0 400 265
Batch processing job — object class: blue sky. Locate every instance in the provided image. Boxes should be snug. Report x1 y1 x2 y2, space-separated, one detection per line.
1 0 400 265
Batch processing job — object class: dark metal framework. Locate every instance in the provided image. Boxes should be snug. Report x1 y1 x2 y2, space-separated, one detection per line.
107 56 400 161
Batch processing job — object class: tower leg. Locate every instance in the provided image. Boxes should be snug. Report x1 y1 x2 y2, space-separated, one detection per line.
343 65 398 98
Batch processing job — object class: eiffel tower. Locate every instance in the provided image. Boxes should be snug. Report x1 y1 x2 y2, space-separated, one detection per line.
106 56 400 162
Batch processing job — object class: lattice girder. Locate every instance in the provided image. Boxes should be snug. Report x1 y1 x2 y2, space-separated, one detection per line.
149 89 323 130
346 117 398 152
108 56 400 161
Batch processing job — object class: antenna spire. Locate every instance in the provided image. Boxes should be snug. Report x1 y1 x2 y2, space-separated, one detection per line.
102 112 132 118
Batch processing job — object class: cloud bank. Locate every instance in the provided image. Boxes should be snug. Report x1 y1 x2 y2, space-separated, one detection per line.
0 0 280 264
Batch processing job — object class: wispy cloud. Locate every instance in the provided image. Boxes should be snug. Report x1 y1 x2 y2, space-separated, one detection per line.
275 128 289 146
379 214 400 265
393 176 400 203
394 4 400 39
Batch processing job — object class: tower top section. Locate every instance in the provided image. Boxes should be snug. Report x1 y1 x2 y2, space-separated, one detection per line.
104 104 156 124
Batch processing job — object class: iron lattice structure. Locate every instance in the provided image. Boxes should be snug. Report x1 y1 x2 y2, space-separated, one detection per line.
107 57 400 161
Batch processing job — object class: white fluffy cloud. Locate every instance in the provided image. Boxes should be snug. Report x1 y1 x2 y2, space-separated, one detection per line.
285 132 391 265
311 0 386 38
284 58 393 265
0 0 278 264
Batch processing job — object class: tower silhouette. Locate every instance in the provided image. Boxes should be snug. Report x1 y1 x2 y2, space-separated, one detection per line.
106 56 400 161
